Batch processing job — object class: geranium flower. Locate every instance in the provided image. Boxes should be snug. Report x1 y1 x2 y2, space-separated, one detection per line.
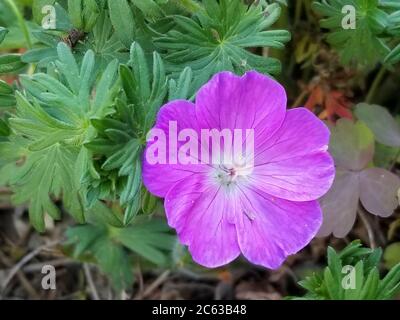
143 71 335 269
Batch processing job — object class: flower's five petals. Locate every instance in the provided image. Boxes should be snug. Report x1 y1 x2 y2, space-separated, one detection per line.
143 71 335 269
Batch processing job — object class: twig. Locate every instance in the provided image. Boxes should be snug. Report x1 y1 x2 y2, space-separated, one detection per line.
135 263 144 298
0 241 59 297
366 66 386 103
358 206 376 249
140 270 170 299
23 259 78 273
292 90 308 108
83 263 100 300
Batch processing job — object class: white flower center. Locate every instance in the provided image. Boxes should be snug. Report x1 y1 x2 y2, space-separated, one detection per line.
215 162 253 187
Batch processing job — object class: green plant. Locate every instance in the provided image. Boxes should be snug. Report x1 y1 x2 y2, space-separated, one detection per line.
290 241 400 300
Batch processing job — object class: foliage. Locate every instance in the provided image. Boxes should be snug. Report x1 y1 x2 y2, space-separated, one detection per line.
66 215 176 290
312 0 400 66
155 0 291 86
290 241 400 300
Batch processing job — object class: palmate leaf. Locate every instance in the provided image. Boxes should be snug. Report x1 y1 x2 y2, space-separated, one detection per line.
155 0 290 86
312 0 390 66
319 119 400 238
328 119 375 171
86 43 167 224
355 103 400 147
8 42 120 231
23 9 127 70
66 217 176 290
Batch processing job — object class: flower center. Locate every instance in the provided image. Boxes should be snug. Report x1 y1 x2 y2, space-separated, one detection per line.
215 162 252 187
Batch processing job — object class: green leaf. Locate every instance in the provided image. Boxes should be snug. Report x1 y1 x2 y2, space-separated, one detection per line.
66 224 133 291
66 217 176 290
82 0 100 32
355 103 400 147
116 217 176 265
329 119 375 171
0 94 15 108
108 0 136 48
291 240 400 300
384 243 400 269
377 263 400 299
129 42 151 101
168 66 193 100
155 0 290 80
131 0 164 20
0 80 13 95
360 267 379 299
68 0 83 29
0 54 26 74
92 59 119 116
121 160 142 225
7 44 122 230
93 237 133 291
312 0 390 66
0 27 8 44
385 43 400 65
141 188 158 214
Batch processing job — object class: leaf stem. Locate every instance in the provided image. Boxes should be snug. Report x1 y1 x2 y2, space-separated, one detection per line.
3 0 33 49
390 148 400 171
366 66 386 104
358 205 376 249
294 0 303 26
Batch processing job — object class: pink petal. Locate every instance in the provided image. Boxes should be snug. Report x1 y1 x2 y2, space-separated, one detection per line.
235 186 322 269
250 108 335 201
359 168 400 217
195 71 286 139
142 100 208 197
165 176 240 268
318 170 360 238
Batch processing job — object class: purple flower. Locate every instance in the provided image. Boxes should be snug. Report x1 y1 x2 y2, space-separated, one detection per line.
143 71 335 269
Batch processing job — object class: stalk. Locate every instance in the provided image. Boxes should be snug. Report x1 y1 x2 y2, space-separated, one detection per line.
4 0 33 49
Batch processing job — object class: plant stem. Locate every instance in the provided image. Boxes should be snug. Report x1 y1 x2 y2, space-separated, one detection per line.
366 66 386 104
4 0 32 49
390 148 400 171
358 206 376 249
294 0 303 26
